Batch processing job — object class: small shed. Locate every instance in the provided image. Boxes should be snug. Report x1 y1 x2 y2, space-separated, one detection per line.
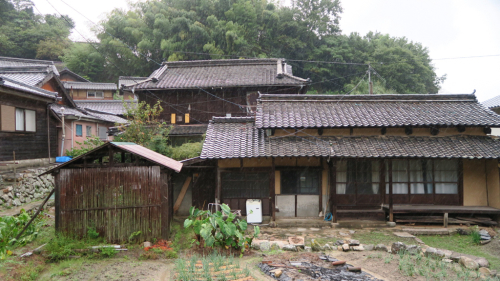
41 142 182 242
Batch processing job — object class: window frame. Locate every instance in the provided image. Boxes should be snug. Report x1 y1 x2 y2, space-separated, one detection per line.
76 124 83 137
87 91 104 98
86 125 92 137
221 171 270 199
14 107 36 133
280 168 321 195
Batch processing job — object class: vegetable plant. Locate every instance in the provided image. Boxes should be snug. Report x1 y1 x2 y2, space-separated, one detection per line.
0 209 45 259
183 204 259 253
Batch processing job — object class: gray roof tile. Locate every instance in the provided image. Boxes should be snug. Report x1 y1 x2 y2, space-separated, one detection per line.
256 94 500 128
482 95 500 109
50 104 128 124
0 77 57 99
129 59 309 90
74 100 136 115
201 118 500 159
169 124 208 135
0 57 59 75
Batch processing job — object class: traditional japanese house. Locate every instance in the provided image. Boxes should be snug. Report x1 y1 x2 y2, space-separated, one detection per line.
125 59 310 142
197 94 500 223
41 142 183 242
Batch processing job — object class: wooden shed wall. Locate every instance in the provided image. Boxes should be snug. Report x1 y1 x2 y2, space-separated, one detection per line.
56 166 168 242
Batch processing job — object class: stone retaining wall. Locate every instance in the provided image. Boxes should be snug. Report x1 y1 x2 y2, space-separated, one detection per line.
0 167 54 207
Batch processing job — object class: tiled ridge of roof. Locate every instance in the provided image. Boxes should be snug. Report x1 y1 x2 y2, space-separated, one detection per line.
0 76 58 99
60 67 90 82
0 57 59 76
169 124 208 135
201 119 500 159
129 58 309 90
74 100 136 115
50 104 128 124
256 94 500 128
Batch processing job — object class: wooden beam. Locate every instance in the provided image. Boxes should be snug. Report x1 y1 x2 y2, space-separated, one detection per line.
160 172 169 239
330 160 337 223
270 158 276 222
174 177 192 213
389 159 394 222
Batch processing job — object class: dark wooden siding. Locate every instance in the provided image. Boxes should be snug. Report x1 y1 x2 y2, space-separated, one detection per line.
0 92 58 161
138 86 303 124
57 166 164 243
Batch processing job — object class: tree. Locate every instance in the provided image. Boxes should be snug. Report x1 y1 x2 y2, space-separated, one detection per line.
0 0 74 60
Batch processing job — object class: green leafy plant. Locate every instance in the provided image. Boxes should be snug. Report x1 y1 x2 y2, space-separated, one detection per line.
470 226 481 245
87 225 99 239
100 247 117 258
0 209 45 259
128 230 142 243
65 136 105 158
183 204 259 253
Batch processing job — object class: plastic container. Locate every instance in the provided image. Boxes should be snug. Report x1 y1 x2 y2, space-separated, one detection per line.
56 156 72 163
246 199 262 224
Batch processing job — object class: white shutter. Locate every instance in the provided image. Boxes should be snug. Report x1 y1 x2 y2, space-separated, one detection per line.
15 108 24 131
25 110 36 132
1 105 15 131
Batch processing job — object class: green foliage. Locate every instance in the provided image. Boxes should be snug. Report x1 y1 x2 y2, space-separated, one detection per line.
184 204 259 253
0 0 74 59
169 142 203 161
86 226 99 240
44 233 110 262
0 209 45 259
100 247 117 258
128 230 142 243
171 223 196 251
65 136 105 158
60 43 106 82
470 226 481 245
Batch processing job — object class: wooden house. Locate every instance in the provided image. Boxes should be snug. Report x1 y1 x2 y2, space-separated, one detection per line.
195 94 500 224
125 59 309 144
41 142 182 242
0 76 59 166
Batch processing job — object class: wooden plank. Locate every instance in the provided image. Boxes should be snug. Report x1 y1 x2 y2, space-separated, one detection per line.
161 171 169 240
456 217 498 226
270 158 276 222
388 160 393 222
174 177 192 213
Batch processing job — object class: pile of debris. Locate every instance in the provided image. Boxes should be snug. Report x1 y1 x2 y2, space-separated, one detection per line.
259 254 382 281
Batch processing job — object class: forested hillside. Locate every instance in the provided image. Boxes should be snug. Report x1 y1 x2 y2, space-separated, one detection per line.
0 0 445 94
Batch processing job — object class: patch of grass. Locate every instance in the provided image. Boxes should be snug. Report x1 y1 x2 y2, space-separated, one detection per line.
419 234 500 270
44 233 111 262
171 223 196 252
351 230 415 246
174 252 251 280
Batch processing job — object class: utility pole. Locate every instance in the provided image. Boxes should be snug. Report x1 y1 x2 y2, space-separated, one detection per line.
60 107 65 157
368 64 373 95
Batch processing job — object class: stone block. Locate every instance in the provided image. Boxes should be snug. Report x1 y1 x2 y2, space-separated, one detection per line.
342 244 350 252
260 241 270 251
352 245 364 251
143 241 151 248
374 244 388 252
348 239 360 246
304 246 312 252
405 245 422 255
460 256 479 270
363 244 374 251
479 267 491 277
391 242 406 254
282 245 297 252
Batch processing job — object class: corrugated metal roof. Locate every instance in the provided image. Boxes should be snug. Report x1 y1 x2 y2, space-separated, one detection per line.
129 59 309 90
112 142 183 172
63 81 117 90
0 77 57 99
75 100 136 115
256 94 500 128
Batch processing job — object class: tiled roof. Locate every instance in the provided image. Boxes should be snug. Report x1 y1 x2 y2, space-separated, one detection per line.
63 81 117 91
482 95 500 109
60 67 90 82
74 100 136 115
0 56 59 75
256 94 500 128
169 124 208 136
201 118 500 159
118 76 148 87
129 59 309 90
0 66 55 87
0 77 58 100
50 104 128 124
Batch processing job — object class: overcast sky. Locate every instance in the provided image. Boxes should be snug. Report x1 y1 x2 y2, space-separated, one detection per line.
32 0 500 101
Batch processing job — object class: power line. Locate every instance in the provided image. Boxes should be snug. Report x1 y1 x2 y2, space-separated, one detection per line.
433 54 500 61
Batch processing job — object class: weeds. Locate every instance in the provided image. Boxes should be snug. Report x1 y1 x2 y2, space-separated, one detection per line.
470 226 481 245
174 252 251 280
100 247 117 258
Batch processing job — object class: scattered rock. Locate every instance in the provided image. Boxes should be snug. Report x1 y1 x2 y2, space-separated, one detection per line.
309 228 320 231
251 240 260 250
282 245 297 252
374 244 388 252
363 244 374 251
442 259 453 263
12 199 21 206
270 243 280 251
391 242 406 254
414 238 425 245
260 241 270 251
339 232 349 237
425 247 445 259
459 256 479 270
479 267 491 277
405 245 422 255
479 230 491 240
143 241 151 248
274 269 283 278
387 222 396 227
304 246 312 252
349 230 355 234
477 258 489 268
348 239 360 246
352 245 364 251
311 239 322 252
334 240 345 246
342 244 350 252
322 243 332 251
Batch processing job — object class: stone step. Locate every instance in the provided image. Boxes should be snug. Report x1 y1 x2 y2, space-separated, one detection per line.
335 220 390 229
275 218 333 228
402 228 453 235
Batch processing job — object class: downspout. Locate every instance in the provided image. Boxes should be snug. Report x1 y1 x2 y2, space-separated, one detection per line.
60 107 65 156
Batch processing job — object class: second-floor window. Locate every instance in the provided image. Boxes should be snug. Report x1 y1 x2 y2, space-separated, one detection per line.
14 108 36 132
87 91 104 98
86 126 92 136
76 124 83 137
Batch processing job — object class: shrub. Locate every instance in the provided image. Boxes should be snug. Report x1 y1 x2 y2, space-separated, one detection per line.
100 247 117 258
0 209 45 259
470 226 481 245
184 204 260 253
65 137 105 158
170 142 203 160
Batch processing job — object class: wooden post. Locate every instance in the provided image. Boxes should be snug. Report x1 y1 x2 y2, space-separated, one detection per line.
54 172 60 232
330 160 337 223
458 159 464 206
160 171 169 239
443 212 449 228
389 160 394 222
216 166 221 205
270 158 276 222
